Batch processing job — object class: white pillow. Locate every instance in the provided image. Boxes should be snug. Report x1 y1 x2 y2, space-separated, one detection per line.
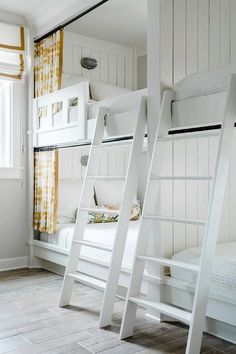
58 180 83 224
90 80 132 101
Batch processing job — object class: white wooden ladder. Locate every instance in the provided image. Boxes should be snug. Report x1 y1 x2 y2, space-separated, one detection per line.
120 75 236 354
59 96 147 329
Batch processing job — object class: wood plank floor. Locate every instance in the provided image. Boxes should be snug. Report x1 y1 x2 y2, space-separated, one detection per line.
0 269 235 354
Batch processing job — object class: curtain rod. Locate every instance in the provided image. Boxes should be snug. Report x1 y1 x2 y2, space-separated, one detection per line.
34 0 109 43
34 135 135 151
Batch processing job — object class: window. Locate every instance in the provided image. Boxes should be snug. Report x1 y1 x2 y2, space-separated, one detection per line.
0 22 26 179
0 80 23 178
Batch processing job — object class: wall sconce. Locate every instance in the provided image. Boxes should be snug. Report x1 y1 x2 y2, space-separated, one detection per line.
80 57 98 70
80 154 89 166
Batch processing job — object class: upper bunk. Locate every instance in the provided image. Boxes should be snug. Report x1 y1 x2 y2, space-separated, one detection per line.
33 65 236 149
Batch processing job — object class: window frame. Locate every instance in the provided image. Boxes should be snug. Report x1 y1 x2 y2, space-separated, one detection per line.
0 81 24 179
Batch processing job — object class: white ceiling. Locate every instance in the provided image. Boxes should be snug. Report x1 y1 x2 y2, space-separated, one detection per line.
0 0 147 47
0 0 98 37
66 0 147 50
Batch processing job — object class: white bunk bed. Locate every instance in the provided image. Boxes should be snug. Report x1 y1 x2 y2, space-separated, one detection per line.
29 67 236 344
33 77 147 147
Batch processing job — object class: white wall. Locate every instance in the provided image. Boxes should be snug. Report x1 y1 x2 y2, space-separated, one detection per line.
161 0 236 88
63 31 137 89
137 55 147 89
0 12 28 270
0 181 27 258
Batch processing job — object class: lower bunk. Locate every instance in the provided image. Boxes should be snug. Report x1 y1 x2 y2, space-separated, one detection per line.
27 225 236 344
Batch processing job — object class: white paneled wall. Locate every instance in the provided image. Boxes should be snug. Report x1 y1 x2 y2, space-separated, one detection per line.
63 31 136 89
150 133 236 257
161 0 236 87
59 146 130 180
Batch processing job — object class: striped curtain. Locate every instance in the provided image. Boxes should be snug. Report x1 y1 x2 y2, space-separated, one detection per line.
33 150 59 234
34 30 63 98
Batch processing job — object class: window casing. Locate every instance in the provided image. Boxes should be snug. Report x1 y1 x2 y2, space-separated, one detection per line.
0 80 23 179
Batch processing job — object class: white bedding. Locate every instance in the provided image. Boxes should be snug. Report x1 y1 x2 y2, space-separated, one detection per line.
171 242 236 293
87 88 147 120
174 65 236 101
40 221 140 269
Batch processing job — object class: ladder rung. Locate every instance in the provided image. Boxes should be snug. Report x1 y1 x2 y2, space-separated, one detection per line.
87 176 125 181
128 297 192 325
80 207 120 215
67 272 106 291
158 130 220 142
150 175 212 181
143 214 206 226
137 256 199 272
73 240 113 252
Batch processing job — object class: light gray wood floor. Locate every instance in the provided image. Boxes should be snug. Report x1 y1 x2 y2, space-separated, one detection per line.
0 269 235 354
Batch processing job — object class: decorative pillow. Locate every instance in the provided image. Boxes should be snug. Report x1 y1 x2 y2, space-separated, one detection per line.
89 80 132 101
87 201 141 224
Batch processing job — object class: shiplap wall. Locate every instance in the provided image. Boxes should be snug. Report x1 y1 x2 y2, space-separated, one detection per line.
63 31 136 89
59 146 130 180
148 133 236 257
161 0 236 88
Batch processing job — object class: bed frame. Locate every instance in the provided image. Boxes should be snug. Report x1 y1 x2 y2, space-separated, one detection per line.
29 82 236 344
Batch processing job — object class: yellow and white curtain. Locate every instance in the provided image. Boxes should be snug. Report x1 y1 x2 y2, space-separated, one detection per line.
0 23 25 80
34 30 63 97
33 150 59 234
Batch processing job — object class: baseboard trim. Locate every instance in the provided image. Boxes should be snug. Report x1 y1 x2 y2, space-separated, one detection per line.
0 256 28 271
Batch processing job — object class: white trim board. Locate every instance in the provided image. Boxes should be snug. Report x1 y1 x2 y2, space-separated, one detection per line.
0 256 28 272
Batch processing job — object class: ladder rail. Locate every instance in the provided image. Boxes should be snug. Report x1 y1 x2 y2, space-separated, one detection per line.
99 96 147 327
59 96 147 329
186 74 236 354
120 75 236 354
120 90 174 338
59 107 109 307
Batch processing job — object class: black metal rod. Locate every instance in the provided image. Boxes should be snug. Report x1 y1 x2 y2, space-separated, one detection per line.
34 134 135 152
34 0 110 43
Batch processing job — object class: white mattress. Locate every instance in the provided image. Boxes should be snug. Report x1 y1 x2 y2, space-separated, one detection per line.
40 221 140 269
174 65 236 101
171 242 236 293
87 88 147 120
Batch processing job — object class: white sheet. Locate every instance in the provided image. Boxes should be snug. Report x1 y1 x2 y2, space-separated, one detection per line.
174 66 236 101
171 242 236 293
40 221 140 269
87 88 147 120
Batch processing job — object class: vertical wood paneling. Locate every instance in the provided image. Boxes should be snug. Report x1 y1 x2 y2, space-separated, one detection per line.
186 139 198 248
108 54 117 85
90 50 100 81
186 0 198 75
198 0 209 72
173 0 186 83
117 56 125 87
220 0 230 66
63 32 135 89
230 0 236 64
173 140 186 252
81 48 92 77
125 58 133 89
72 46 82 75
209 0 220 69
197 138 209 246
63 43 73 74
162 0 236 85
100 52 109 83
160 0 173 87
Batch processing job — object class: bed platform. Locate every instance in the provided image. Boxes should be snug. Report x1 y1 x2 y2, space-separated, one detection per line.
33 77 147 147
29 67 236 344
